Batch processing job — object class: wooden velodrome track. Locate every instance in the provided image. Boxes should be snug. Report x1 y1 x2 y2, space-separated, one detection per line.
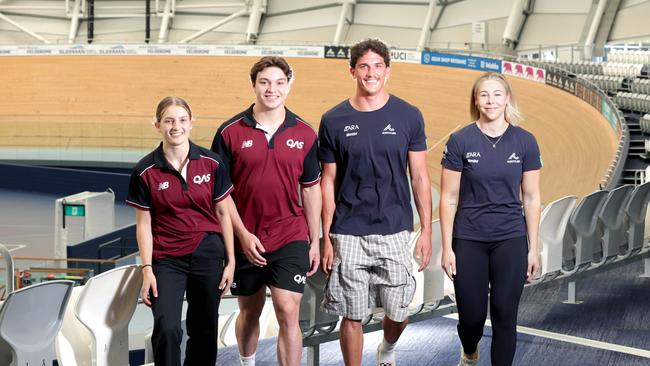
0 56 617 214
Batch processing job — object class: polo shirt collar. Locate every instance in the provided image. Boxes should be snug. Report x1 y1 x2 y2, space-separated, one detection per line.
242 104 298 128
152 140 202 169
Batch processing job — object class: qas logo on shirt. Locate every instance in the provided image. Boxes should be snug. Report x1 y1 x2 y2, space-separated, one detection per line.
286 139 304 149
193 174 211 184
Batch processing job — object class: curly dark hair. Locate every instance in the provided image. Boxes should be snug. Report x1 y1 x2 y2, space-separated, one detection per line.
349 38 390 68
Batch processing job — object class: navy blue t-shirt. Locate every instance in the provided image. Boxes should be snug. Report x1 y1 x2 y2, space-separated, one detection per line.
441 123 542 241
319 95 427 235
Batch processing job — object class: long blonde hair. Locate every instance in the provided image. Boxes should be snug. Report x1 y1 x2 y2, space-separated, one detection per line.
469 72 523 125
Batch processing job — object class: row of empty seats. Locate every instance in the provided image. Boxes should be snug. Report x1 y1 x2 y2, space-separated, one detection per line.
613 92 650 113
608 49 650 64
545 61 646 77
579 74 624 93
629 78 650 94
535 182 650 283
0 264 142 366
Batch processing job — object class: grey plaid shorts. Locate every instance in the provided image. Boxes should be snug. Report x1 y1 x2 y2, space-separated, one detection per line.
321 230 416 322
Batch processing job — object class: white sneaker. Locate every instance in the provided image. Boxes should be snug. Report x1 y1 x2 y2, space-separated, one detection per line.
458 345 479 366
376 343 396 366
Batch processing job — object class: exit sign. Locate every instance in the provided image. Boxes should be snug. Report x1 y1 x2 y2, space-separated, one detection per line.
64 205 85 217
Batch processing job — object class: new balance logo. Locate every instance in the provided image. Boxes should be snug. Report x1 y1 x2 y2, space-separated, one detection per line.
507 153 521 164
293 274 306 285
382 123 396 135
157 181 169 191
241 140 253 148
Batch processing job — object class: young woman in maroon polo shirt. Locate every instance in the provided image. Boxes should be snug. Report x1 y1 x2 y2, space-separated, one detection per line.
127 96 235 366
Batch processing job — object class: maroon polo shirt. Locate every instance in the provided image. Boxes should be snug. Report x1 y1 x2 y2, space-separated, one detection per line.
211 105 320 253
126 141 233 260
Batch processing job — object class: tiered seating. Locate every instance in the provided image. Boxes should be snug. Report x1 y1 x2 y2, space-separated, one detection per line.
614 92 650 113
579 74 623 92
608 49 650 64
630 79 650 94
603 62 645 77
534 182 650 283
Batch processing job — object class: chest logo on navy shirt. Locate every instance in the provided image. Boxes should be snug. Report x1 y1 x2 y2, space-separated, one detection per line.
157 181 170 191
382 123 396 135
241 140 253 149
286 139 304 149
193 174 211 184
344 124 359 137
466 151 481 163
507 153 521 164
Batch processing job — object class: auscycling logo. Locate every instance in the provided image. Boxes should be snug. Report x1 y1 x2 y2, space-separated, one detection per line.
480 60 500 71
382 124 396 135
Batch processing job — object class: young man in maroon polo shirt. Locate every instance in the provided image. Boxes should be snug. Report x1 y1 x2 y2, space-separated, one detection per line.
127 96 235 366
211 56 321 366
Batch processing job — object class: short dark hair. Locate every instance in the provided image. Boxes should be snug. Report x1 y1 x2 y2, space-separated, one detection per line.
249 56 293 84
349 38 390 68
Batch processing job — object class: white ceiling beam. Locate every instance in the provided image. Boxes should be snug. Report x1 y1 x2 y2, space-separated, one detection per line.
333 0 355 46
179 7 248 43
0 11 50 44
584 0 609 59
157 0 172 43
417 0 443 51
245 0 265 43
68 0 82 44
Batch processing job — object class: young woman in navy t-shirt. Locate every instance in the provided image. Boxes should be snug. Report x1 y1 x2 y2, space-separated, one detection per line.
439 72 542 366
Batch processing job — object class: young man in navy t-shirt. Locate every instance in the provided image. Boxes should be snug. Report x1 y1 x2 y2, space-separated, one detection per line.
211 56 321 366
319 38 433 366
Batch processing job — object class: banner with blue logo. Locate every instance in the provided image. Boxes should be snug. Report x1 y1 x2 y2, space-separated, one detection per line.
421 52 501 72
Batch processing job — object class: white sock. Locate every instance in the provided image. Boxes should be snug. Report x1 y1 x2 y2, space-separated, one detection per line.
379 338 396 353
240 353 255 366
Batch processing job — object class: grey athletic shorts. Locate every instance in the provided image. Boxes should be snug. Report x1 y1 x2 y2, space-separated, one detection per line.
321 230 416 322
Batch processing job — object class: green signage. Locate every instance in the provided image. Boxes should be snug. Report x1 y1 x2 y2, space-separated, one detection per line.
64 205 85 217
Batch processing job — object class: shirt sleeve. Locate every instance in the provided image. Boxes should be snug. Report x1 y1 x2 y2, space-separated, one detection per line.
300 135 321 186
523 133 542 172
441 133 463 172
408 108 427 152
212 157 234 202
125 169 151 210
318 117 337 163
210 127 233 174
